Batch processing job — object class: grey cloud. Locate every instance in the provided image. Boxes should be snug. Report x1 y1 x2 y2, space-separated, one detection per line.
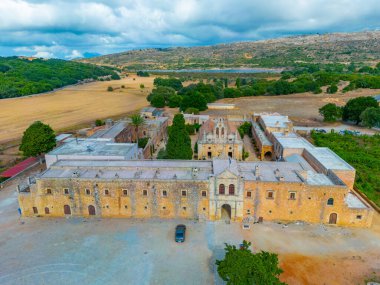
0 0 379 58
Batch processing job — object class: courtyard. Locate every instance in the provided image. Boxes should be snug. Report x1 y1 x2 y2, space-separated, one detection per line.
1 172 380 285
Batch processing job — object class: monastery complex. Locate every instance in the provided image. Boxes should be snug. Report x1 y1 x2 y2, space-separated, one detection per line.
17 111 374 227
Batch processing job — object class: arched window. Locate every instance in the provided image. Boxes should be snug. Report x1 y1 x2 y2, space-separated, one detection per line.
229 184 235 195
216 127 219 136
327 198 334 205
219 184 225 195
221 128 225 136
88 205 96 216
45 207 50 214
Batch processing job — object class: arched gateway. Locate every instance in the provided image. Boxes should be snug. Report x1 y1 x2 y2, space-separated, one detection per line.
221 204 231 220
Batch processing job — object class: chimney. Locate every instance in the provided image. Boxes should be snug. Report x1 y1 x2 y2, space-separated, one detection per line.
255 165 260 176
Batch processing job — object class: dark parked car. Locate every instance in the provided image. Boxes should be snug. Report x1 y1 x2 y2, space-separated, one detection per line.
175 224 186 243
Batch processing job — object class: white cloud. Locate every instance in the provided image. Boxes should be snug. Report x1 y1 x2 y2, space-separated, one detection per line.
0 0 379 58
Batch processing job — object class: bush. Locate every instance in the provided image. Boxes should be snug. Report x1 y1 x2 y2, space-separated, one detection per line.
238 122 252 138
184 107 200 114
157 148 168 159
140 84 145 89
95 119 105 126
138 137 149 149
319 103 342 122
136 71 149 77
186 124 196 135
107 86 113 92
327 84 338 94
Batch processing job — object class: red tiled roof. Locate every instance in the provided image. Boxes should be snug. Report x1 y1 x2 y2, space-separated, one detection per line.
0 157 39 178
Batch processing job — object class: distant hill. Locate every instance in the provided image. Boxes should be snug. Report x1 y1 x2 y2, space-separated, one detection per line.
0 57 120 99
79 31 380 70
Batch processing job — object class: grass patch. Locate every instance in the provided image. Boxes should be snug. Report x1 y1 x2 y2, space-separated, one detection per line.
311 132 380 207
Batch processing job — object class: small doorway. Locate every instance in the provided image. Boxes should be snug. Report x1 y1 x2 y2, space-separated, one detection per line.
221 204 231 221
208 152 212 159
88 205 96 216
228 152 233 158
329 213 337 224
64 205 71 215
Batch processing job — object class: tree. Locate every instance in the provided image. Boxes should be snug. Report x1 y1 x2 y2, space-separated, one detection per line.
19 121 56 157
151 94 166 108
216 240 286 285
166 114 192 159
327 84 338 94
129 114 145 146
180 92 207 111
342 96 379 124
168 95 182 108
319 103 342 122
360 107 380 128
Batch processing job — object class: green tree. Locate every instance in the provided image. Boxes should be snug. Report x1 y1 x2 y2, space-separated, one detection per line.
168 95 182 108
360 107 380 128
166 114 192 159
216 240 286 285
151 94 166 108
129 114 145 146
19 121 56 157
180 92 207 111
319 103 342 122
342 96 379 124
327 84 338 94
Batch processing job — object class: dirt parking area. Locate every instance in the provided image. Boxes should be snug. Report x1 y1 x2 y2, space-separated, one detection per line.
0 177 380 285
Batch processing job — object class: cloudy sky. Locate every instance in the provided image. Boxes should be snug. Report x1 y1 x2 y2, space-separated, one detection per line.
0 0 379 59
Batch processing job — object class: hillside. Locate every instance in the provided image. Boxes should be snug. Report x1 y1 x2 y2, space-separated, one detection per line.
80 31 380 70
0 57 120 99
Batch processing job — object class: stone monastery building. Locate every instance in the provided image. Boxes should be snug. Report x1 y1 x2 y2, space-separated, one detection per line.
18 113 374 227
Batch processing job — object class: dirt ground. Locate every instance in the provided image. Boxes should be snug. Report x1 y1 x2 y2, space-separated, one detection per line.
0 171 379 285
0 76 153 144
206 89 380 126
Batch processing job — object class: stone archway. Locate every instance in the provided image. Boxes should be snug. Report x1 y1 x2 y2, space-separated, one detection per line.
264 151 272 161
221 204 231 220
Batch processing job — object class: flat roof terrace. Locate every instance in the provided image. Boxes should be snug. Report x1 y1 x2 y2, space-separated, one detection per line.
48 138 137 157
305 147 355 171
260 114 291 129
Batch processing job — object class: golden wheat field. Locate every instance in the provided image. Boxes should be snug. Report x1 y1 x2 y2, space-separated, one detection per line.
0 76 153 143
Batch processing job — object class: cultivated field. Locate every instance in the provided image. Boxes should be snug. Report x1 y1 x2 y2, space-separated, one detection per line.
0 76 153 144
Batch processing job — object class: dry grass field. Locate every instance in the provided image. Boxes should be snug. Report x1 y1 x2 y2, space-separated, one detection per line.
0 76 153 144
206 88 380 126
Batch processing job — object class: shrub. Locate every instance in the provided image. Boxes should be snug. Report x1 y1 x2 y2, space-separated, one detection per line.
184 107 200 114
107 86 113 92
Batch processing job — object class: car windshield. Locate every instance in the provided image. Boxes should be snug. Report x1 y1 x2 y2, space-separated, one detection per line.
176 232 184 237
